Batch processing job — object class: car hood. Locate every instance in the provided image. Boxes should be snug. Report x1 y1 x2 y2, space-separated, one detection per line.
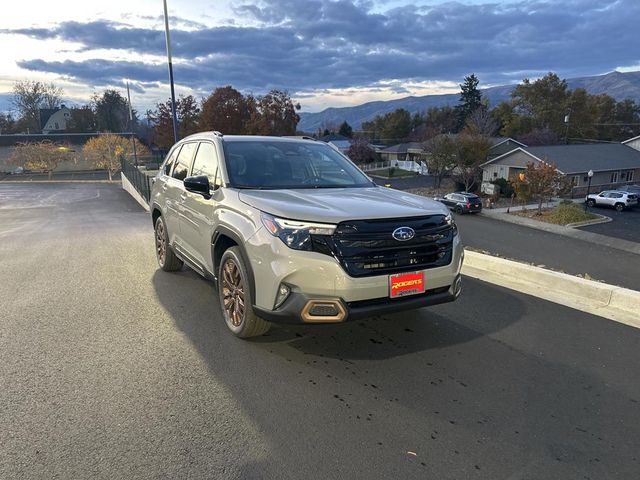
238 186 450 223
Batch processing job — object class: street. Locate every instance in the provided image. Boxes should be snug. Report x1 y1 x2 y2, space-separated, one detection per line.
454 212 640 290
578 207 640 243
1 183 640 479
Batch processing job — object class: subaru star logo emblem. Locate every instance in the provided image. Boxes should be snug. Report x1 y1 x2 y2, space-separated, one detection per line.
392 226 415 242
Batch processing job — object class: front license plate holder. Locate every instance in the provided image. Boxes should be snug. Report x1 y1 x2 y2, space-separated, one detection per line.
389 271 425 298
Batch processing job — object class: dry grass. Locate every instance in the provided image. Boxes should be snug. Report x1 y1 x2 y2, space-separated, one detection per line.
511 201 599 225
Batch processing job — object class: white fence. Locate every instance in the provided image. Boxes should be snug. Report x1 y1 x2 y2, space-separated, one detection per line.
360 160 428 175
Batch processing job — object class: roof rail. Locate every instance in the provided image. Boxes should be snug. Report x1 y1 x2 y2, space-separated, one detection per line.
212 131 223 137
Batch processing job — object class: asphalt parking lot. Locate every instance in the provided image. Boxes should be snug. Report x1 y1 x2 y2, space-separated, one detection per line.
578 206 640 243
1 183 639 480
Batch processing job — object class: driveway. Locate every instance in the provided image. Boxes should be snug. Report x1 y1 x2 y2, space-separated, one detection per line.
1 183 640 479
577 206 640 243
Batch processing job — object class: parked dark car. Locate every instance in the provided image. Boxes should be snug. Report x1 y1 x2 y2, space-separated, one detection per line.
435 192 483 214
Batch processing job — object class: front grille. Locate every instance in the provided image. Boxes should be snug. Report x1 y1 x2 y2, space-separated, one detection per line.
312 215 455 277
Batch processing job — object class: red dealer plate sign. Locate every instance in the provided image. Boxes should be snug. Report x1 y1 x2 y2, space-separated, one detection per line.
389 271 425 298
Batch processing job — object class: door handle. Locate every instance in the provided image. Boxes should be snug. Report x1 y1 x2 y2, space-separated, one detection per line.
162 183 168 191
180 192 188 201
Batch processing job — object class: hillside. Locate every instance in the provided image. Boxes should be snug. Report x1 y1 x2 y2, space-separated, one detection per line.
298 70 640 132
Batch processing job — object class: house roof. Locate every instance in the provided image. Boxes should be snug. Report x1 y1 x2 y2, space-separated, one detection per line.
488 137 526 149
39 108 59 130
482 143 640 174
319 133 349 142
380 142 425 153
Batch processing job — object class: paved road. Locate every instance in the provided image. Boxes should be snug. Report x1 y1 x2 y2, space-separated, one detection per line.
454 212 640 290
578 207 640 243
1 183 640 479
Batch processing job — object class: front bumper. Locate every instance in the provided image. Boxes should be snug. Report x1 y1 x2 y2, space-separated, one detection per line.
254 275 462 324
246 226 464 323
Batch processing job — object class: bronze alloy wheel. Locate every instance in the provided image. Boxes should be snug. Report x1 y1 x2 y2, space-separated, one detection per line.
222 258 245 327
155 219 166 266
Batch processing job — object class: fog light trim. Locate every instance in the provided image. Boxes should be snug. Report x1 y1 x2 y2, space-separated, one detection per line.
301 299 346 323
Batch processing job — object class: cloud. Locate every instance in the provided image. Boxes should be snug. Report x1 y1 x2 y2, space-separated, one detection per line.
5 0 640 99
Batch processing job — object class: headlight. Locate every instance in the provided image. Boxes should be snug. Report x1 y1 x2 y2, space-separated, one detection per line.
261 212 336 251
444 213 453 225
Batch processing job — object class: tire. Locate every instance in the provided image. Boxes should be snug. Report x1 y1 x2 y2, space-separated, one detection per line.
614 203 625 212
218 246 271 338
454 205 464 214
154 216 183 272
586 199 595 207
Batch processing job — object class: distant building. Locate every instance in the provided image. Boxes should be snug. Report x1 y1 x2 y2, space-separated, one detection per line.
379 142 427 163
40 106 72 133
480 143 640 196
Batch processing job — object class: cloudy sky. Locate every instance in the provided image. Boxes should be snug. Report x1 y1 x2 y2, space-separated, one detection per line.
1 0 639 113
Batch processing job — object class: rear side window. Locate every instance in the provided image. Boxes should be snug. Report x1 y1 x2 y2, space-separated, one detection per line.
163 145 181 176
172 142 197 181
191 142 220 186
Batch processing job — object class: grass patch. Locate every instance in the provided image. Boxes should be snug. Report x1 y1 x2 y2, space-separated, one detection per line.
368 168 416 178
512 201 599 225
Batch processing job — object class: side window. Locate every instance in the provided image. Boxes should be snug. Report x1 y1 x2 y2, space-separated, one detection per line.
172 142 197 181
191 142 220 186
163 146 181 176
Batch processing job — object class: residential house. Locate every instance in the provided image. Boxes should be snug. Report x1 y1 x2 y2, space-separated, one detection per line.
40 106 72 133
379 142 428 163
480 143 640 196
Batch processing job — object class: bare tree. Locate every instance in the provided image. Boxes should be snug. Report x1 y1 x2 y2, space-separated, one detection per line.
12 80 64 133
423 134 457 191
465 108 498 136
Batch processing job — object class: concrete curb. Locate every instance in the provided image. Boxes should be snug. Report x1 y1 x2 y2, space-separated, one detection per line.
566 214 611 228
462 250 640 329
120 173 150 212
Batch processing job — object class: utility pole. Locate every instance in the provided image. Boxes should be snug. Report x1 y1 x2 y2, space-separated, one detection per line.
163 0 179 144
126 81 139 166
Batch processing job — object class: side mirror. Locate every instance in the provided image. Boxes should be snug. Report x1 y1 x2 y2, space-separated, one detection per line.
184 175 211 198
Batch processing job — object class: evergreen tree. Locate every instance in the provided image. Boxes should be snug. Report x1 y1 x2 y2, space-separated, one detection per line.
456 74 483 131
338 121 353 138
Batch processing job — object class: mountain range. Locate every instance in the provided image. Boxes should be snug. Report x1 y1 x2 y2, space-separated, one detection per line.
297 71 640 133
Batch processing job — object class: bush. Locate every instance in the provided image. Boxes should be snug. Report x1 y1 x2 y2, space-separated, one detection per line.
491 178 514 197
547 202 597 225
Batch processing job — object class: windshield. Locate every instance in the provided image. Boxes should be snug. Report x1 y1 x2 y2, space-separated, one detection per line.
222 140 374 189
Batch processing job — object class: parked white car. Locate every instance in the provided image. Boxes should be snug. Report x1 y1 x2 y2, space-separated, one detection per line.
585 190 638 211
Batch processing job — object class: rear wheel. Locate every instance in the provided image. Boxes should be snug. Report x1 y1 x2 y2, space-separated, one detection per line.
454 205 464 214
586 199 595 207
155 216 183 271
218 247 271 338
615 203 625 212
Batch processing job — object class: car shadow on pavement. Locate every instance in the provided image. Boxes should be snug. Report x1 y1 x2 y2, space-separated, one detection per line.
151 269 524 362
150 269 640 479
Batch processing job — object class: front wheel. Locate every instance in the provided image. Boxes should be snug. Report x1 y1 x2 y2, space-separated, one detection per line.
586 199 595 207
218 247 271 338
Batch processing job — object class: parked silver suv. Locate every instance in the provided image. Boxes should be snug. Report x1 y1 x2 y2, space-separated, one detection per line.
151 133 463 337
